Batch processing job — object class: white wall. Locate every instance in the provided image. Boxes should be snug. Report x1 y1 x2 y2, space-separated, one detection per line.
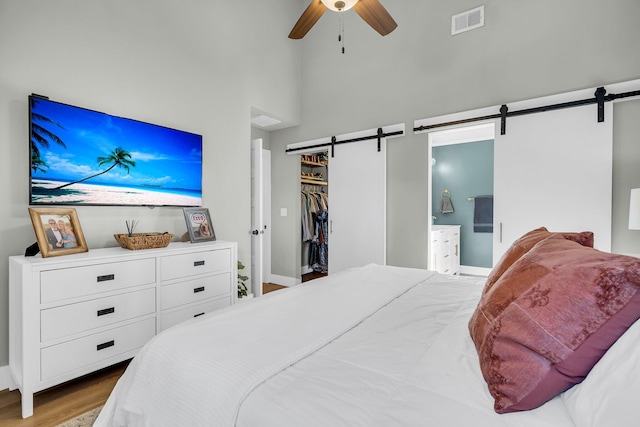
0 0 301 369
269 0 640 279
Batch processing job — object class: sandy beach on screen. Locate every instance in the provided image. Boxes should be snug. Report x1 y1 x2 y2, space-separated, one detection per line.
33 180 201 206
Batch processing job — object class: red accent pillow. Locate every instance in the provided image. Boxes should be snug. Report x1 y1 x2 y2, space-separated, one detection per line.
483 227 594 296
469 237 640 413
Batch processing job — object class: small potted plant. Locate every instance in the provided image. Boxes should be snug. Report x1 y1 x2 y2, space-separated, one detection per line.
237 260 249 299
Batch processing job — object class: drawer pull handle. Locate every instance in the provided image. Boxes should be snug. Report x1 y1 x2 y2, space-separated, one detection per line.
193 286 205 293
97 307 115 316
194 312 205 318
97 340 115 351
194 260 205 267
97 274 115 282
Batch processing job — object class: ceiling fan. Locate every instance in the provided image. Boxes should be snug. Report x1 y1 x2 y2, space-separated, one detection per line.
289 0 397 39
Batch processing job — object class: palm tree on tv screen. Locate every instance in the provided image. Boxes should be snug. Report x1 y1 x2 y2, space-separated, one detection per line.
30 98 66 172
31 151 48 174
53 147 136 190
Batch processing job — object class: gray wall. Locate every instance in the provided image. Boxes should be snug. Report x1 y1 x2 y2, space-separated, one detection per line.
0 0 301 369
269 0 640 279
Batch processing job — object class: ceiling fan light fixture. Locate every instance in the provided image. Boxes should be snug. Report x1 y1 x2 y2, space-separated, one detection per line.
289 0 397 39
321 0 358 12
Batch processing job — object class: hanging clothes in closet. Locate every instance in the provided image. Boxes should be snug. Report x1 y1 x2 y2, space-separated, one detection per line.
301 184 329 273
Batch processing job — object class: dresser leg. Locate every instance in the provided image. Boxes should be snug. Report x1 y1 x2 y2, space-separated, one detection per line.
21 389 34 418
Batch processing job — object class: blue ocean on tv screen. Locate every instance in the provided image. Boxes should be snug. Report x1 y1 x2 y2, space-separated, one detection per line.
29 97 203 206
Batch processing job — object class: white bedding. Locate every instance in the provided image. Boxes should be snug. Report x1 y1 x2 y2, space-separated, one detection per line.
96 264 579 427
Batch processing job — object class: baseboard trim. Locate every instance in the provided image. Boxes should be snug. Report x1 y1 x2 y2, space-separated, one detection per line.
460 265 491 277
268 274 299 287
0 364 16 391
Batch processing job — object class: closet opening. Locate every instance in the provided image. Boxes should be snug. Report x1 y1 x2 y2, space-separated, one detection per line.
301 152 329 281
289 123 400 277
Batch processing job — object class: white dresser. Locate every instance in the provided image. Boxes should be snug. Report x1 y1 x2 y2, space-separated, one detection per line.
429 225 461 275
9 240 237 418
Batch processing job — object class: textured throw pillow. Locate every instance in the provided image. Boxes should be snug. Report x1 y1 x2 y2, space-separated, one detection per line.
469 237 640 413
482 227 594 295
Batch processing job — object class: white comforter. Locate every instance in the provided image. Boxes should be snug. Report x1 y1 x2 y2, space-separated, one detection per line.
96 264 576 427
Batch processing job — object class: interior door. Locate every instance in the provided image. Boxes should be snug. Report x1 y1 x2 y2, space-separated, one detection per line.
329 139 387 274
262 148 272 285
493 103 613 261
250 138 264 297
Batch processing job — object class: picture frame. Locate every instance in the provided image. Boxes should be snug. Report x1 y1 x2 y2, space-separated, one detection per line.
28 207 88 258
183 207 216 242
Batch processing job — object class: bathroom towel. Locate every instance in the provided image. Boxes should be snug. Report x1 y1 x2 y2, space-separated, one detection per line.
474 195 493 232
441 193 454 214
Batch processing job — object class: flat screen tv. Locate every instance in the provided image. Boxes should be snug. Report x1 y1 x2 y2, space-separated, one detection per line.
29 94 203 207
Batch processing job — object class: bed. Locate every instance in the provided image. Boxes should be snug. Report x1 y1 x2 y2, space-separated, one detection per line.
95 228 640 427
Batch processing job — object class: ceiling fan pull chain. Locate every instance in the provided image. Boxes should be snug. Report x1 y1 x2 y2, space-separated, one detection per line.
339 14 345 54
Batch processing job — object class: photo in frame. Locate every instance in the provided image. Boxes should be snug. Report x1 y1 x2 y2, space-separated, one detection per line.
28 207 88 257
183 207 216 242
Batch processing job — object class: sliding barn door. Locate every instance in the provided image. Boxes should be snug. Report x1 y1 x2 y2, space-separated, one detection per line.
329 139 387 274
493 102 613 262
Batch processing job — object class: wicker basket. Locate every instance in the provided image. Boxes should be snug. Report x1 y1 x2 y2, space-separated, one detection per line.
114 233 174 250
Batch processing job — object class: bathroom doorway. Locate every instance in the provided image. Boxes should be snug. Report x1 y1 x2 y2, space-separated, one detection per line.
428 123 495 276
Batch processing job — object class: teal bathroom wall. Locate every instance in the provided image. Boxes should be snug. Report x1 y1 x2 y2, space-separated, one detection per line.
432 140 494 268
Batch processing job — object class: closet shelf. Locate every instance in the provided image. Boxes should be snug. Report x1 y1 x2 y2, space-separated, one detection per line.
301 160 328 168
301 178 328 186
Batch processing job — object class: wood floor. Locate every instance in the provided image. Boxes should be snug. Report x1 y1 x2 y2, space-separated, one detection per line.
302 271 327 282
262 282 287 293
0 361 128 427
0 282 290 426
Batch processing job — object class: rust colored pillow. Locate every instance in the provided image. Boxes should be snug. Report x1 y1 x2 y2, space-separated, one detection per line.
469 238 640 413
483 227 594 295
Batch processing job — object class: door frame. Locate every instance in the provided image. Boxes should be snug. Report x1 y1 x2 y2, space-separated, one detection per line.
427 123 495 277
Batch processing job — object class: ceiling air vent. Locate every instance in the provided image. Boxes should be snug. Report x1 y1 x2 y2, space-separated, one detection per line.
452 6 484 35
251 114 282 128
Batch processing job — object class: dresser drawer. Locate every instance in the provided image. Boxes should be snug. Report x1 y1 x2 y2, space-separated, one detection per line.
41 288 156 342
40 258 156 303
160 297 230 331
160 273 230 310
161 249 230 281
40 318 155 381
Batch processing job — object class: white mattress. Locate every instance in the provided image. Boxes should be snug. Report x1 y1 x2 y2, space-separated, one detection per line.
96 264 576 427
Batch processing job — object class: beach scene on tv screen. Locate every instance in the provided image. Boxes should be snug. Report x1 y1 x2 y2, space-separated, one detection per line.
30 97 203 206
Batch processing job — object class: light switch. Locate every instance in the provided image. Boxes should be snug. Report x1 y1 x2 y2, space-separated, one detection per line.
280 208 288 217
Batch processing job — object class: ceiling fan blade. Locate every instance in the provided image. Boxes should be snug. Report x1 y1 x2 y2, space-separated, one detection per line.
353 0 398 36
289 1 327 39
